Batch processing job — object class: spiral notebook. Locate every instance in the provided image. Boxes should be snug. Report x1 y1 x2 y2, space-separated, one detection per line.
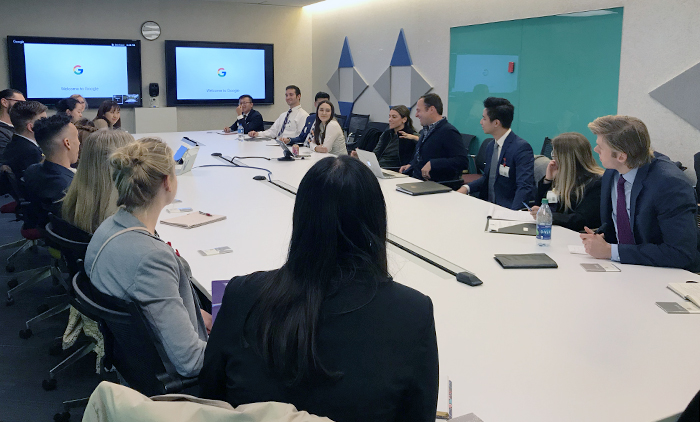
160 212 226 229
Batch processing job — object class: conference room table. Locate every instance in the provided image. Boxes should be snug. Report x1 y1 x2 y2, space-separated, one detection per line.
136 130 700 422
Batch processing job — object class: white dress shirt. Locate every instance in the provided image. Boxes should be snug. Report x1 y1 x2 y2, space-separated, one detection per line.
258 105 309 139
464 128 511 194
310 120 347 156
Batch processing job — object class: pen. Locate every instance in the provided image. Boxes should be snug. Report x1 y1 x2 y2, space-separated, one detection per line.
522 202 532 211
199 211 212 217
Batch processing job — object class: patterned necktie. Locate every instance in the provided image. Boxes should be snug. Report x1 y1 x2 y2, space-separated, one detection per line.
488 143 500 203
278 109 292 137
615 175 635 244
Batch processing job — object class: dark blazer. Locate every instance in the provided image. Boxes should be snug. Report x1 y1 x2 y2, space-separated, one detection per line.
0 120 14 157
23 160 74 229
1 133 43 180
229 109 264 134
537 175 602 232
600 157 700 271
373 127 417 169
467 131 535 210
200 271 439 422
406 118 468 182
289 113 316 145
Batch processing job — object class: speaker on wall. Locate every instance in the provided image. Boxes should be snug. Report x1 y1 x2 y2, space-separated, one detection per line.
149 83 159 97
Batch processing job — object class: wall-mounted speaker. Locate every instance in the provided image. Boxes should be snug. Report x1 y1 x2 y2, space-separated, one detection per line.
149 83 159 97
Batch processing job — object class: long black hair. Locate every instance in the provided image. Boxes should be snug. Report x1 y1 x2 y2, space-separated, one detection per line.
312 100 336 145
94 100 121 129
391 105 416 134
246 155 389 386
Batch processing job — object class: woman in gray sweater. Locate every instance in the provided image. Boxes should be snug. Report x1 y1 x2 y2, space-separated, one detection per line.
85 137 210 378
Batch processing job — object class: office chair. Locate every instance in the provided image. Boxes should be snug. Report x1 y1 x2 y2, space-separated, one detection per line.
346 113 370 147
464 137 492 185
694 152 700 202
262 121 274 131
335 114 347 130
541 137 553 159
353 127 382 153
368 121 389 133
533 155 551 184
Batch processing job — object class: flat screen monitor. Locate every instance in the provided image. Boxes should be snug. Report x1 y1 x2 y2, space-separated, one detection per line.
164 40 274 107
6 35 142 108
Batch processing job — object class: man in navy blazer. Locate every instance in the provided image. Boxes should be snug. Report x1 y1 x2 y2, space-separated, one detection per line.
223 95 264 134
458 97 535 209
1 100 47 180
282 91 330 145
581 115 700 271
398 93 468 182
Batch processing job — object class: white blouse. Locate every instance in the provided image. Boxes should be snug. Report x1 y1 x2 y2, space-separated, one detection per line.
310 119 347 156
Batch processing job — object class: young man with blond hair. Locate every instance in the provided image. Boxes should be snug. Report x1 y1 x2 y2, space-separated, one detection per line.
580 115 700 271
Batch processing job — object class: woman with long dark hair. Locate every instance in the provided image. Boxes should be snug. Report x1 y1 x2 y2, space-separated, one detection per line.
200 156 438 422
93 100 121 129
56 97 83 123
352 104 417 168
309 100 347 155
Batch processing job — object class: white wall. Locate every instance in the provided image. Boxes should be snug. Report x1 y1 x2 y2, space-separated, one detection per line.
0 0 312 134
310 0 700 179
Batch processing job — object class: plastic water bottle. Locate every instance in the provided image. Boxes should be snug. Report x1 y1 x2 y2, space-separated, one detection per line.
237 124 244 141
536 199 552 246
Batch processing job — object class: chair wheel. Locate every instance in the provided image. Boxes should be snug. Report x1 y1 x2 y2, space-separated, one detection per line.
6 264 15 272
37 303 50 314
49 341 63 356
54 411 71 422
7 278 18 288
6 296 15 306
19 328 33 339
42 378 57 391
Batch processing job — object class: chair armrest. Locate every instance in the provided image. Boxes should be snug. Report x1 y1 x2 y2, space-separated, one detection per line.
157 372 199 394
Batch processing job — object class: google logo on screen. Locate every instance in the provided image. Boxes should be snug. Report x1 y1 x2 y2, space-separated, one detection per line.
217 68 226 77
73 65 83 75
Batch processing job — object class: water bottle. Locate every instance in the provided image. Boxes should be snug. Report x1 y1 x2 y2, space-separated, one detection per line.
536 199 552 246
237 124 244 141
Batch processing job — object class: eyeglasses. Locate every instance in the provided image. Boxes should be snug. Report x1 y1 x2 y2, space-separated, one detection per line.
239 101 252 105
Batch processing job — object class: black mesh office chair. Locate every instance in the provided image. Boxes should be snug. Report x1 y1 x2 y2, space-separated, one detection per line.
335 114 347 130
346 113 370 147
262 121 274 130
368 121 389 133
71 264 198 397
541 137 553 159
464 138 494 185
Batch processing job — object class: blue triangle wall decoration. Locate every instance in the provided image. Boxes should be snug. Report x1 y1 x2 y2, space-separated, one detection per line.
339 37 354 68
338 101 354 117
390 29 413 66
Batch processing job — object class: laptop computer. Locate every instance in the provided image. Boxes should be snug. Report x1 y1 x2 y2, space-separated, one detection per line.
356 149 407 179
395 180 452 196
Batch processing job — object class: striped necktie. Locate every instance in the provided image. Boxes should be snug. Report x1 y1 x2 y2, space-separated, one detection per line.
278 109 292 137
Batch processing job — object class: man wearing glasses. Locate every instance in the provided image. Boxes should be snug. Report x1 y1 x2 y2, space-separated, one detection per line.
0 89 26 156
223 94 264 134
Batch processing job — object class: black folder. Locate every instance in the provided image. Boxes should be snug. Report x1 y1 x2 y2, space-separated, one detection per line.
494 253 558 269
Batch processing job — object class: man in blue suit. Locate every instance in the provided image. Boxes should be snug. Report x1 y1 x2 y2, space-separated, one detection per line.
581 115 700 271
223 94 264 134
458 97 535 210
281 91 330 145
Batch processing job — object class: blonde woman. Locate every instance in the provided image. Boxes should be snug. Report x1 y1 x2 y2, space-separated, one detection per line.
61 129 134 370
85 138 209 378
529 132 604 231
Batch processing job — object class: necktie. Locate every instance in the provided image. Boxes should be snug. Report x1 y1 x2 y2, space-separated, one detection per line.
615 175 635 244
488 143 500 203
278 109 292 137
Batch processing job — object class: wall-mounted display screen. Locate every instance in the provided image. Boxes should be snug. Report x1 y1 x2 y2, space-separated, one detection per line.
165 40 274 106
7 35 142 108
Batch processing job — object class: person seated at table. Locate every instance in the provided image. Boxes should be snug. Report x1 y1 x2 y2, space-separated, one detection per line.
1 100 47 180
351 105 417 169
581 115 700 271
85 138 210 378
308 100 347 156
0 89 25 156
458 97 535 209
56 97 84 123
280 91 330 145
23 114 79 228
93 100 121 130
248 85 308 139
223 94 264 134
527 132 603 232
398 93 468 182
61 128 135 369
200 155 438 422
70 94 88 112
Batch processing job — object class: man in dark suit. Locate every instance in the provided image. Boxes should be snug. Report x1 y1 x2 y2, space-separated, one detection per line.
398 93 468 182
458 97 535 210
23 114 79 229
223 94 264 134
0 89 25 157
581 115 700 271
282 91 330 145
1 100 47 180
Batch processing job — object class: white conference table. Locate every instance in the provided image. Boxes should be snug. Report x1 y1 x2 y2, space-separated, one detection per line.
137 130 700 422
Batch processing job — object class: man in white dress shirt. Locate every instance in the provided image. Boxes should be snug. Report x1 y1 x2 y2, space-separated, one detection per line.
248 85 309 139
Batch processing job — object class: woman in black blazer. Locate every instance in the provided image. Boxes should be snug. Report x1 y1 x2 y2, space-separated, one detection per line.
530 132 604 232
200 155 439 422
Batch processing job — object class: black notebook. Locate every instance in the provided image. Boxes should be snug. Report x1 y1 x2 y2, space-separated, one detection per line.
494 253 558 269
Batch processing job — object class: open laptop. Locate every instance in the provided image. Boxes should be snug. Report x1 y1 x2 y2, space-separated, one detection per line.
355 149 407 179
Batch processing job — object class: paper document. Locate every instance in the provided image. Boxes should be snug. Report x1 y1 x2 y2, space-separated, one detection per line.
568 245 587 255
489 204 535 222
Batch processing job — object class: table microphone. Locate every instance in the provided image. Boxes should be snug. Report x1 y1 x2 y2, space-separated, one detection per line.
210 152 237 165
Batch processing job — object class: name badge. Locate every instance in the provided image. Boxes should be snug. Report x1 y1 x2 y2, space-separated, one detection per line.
499 164 510 177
